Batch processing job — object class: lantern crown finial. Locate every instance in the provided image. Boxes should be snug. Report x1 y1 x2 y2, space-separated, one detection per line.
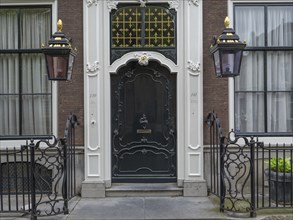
224 16 230 28
57 19 62 32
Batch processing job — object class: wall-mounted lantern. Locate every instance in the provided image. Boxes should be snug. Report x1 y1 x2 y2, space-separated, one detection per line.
210 16 246 77
43 19 77 81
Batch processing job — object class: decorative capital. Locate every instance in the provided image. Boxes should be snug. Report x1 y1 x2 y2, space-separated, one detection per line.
168 0 179 11
189 0 199 6
187 60 200 75
135 52 151 66
86 61 99 76
87 0 98 7
107 0 118 12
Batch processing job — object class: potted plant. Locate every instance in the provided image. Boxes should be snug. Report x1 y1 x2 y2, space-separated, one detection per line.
265 157 293 203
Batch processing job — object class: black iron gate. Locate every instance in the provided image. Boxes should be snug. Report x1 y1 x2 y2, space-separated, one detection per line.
111 61 177 182
206 112 293 217
0 114 78 220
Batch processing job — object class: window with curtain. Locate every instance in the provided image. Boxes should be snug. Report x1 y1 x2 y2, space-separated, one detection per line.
0 7 52 137
234 4 293 135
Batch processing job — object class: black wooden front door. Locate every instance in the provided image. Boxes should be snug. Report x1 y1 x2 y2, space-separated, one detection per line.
111 61 177 182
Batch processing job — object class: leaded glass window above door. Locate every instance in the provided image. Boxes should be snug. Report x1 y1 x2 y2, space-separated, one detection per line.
110 4 177 64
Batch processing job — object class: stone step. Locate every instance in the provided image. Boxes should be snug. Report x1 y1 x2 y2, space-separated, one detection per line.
106 183 183 197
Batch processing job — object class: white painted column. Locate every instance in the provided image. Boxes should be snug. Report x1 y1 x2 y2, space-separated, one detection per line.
82 0 105 197
183 0 206 196
175 0 185 188
82 0 206 197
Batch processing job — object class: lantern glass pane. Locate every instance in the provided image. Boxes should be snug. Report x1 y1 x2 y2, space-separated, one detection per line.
221 52 235 75
213 51 221 74
233 50 243 75
45 55 69 80
67 53 75 81
220 50 243 76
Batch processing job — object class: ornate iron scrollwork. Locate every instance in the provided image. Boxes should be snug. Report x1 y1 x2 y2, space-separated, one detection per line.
32 137 65 216
221 130 254 213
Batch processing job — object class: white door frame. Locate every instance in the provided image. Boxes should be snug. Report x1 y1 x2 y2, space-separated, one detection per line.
82 0 205 197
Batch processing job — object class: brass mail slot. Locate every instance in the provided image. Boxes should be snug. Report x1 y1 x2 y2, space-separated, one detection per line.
137 129 152 134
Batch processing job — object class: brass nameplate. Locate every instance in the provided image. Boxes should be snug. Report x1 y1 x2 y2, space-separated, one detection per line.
137 129 152 134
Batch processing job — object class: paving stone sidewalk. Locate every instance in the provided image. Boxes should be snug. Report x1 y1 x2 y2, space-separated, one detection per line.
1 196 293 220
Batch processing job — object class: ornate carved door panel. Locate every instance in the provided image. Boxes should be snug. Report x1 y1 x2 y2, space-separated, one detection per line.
111 61 177 182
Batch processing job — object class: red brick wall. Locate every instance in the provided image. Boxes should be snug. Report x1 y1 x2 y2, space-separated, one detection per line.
203 0 229 144
58 0 84 145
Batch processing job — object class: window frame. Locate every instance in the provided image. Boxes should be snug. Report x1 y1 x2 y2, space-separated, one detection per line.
110 3 177 64
0 0 58 147
228 0 293 143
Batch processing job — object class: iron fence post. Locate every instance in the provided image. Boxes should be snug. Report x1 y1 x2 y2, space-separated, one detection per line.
250 138 256 217
61 138 69 214
219 136 225 212
29 140 37 220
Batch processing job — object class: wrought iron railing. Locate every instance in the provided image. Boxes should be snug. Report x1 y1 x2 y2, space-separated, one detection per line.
0 113 78 220
254 143 293 209
206 112 224 198
206 112 293 217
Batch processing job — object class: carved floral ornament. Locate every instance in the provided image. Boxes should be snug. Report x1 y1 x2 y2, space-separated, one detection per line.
86 61 99 76
135 52 151 66
187 60 200 75
107 0 118 11
168 1 179 11
86 0 98 7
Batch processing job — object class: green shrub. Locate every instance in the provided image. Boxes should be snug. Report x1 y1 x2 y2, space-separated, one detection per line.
269 157 292 173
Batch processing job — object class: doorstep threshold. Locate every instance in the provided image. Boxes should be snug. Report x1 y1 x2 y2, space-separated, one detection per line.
106 183 183 197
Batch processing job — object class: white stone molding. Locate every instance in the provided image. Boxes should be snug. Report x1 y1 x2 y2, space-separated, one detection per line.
86 0 98 7
134 51 152 58
188 144 201 150
82 0 204 192
168 0 179 11
107 0 118 12
187 60 200 75
87 153 101 177
189 0 199 6
87 145 101 151
86 61 99 76
109 51 177 73
188 153 201 176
